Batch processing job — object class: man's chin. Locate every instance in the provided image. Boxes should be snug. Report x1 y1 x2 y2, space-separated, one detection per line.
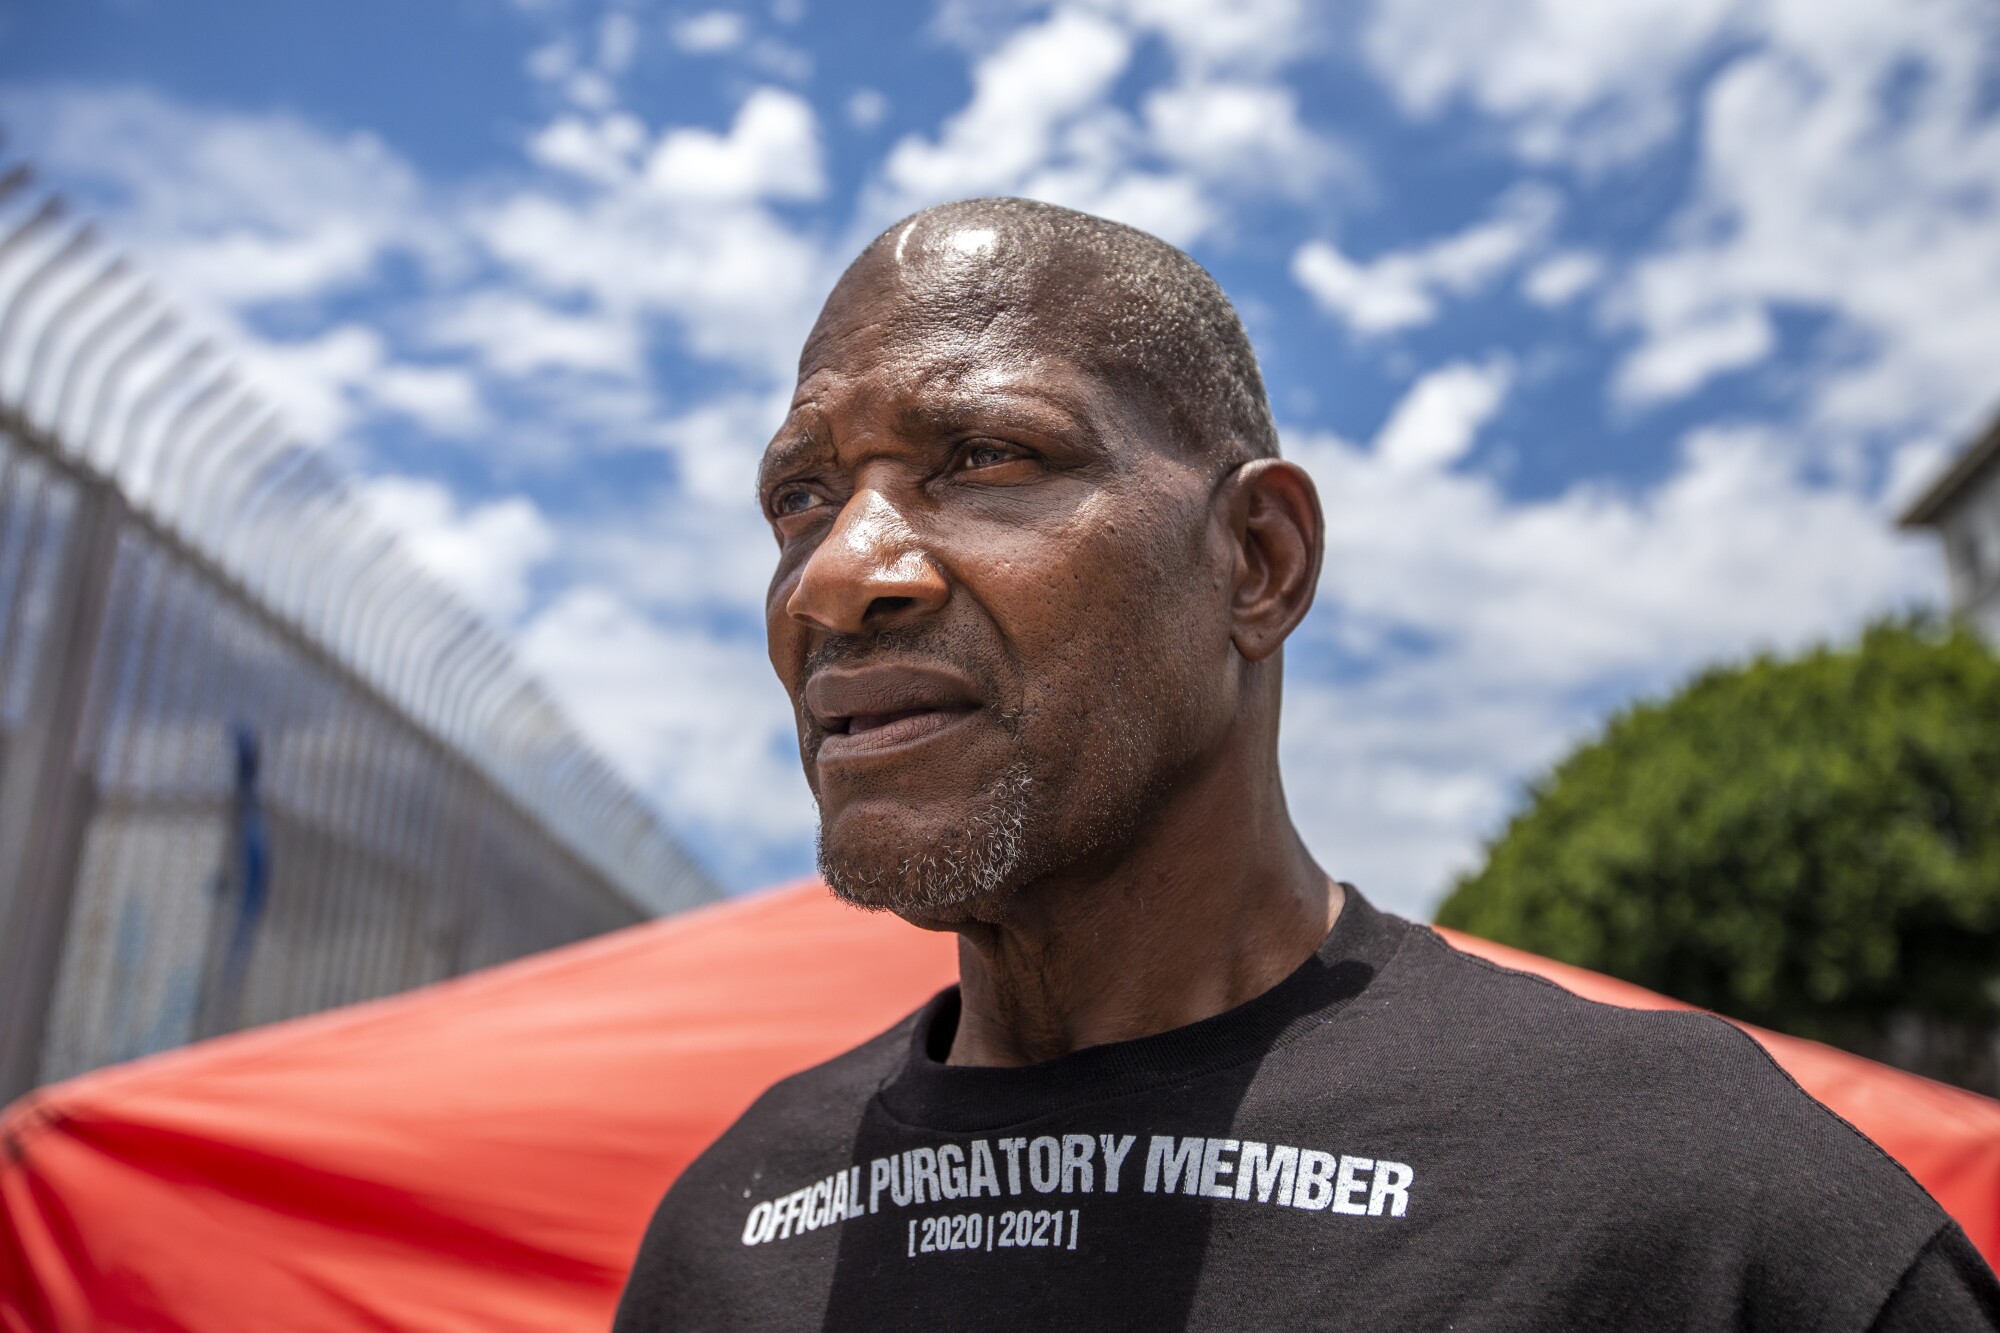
816 833 1022 923
815 767 1035 922
821 874 1013 931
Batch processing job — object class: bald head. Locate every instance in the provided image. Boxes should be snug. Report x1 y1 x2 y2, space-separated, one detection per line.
811 197 1280 463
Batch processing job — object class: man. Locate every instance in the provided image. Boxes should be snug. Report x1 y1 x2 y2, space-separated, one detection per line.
616 199 2000 1330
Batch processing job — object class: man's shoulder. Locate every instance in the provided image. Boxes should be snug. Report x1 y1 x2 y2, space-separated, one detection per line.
1365 921 1951 1290
1381 921 1901 1150
1336 920 1960 1320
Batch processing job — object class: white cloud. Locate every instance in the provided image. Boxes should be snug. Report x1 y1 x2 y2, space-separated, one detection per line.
468 89 833 382
874 4 1334 246
671 10 749 54
1292 243 1433 336
2 85 436 312
473 91 832 379
1293 187 1556 334
1015 157 1214 248
565 70 617 112
0 85 502 453
1093 0 1307 74
1615 303 1774 405
162 225 387 310
646 87 825 201
568 493 777 617
233 325 382 441
1361 0 1746 163
1373 360 1513 470
425 289 642 377
474 184 826 375
1359 0 2000 445
516 587 814 854
1610 1 2000 432
884 8 1133 201
233 324 484 442
235 326 384 441
6 79 827 461
1143 81 1342 195
528 114 649 184
369 362 487 437
361 476 557 623
650 389 789 502
94 80 802 464
1521 250 1603 306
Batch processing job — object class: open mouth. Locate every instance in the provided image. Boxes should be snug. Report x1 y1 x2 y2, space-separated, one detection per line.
818 704 977 757
836 707 952 736
806 662 986 762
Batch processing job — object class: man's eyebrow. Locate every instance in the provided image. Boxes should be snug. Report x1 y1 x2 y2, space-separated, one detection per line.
754 381 1107 497
892 389 1102 449
756 431 830 491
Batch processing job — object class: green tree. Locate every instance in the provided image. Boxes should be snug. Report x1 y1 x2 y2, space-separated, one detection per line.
1436 618 2000 1093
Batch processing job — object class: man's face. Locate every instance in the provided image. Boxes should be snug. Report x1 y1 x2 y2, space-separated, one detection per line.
760 251 1242 924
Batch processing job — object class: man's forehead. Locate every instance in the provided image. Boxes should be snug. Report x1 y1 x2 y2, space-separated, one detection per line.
798 223 1108 363
786 269 1101 423
792 334 1053 416
801 277 1037 380
761 347 1101 475
761 232 1179 475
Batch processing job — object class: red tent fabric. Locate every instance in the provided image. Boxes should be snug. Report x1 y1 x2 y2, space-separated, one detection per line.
3 882 1996 1331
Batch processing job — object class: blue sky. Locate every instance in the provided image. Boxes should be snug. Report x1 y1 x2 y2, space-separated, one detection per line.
6 0 1996 915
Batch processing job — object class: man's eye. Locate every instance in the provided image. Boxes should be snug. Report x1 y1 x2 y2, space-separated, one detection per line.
772 488 823 517
962 442 1018 469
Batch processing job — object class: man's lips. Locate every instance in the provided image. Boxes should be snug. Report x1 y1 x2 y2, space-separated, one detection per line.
846 708 936 735
818 706 977 759
805 662 984 761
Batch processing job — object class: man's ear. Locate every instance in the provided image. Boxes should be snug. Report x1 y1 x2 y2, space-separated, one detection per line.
1221 459 1324 662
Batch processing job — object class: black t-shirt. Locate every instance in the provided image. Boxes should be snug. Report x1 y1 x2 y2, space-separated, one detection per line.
615 888 2000 1331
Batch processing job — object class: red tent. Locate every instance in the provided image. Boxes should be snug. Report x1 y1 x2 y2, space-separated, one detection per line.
4 882 1997 1331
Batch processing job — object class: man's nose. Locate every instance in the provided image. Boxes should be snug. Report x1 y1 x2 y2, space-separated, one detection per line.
786 489 949 634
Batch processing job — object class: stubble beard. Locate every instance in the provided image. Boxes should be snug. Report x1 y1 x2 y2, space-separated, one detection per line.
814 706 1169 923
817 760 1037 918
806 626 1190 922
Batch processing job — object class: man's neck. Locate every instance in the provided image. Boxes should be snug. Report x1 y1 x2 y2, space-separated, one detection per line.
939 749 1340 1068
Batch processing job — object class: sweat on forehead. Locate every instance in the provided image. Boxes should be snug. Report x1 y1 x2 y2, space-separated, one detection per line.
806 197 1280 462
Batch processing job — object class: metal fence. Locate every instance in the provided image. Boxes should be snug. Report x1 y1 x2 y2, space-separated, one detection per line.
0 172 717 1101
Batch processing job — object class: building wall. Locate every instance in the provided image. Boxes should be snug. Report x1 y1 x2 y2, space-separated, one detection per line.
1938 460 2000 639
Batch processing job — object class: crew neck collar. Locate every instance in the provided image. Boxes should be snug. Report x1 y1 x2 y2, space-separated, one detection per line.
877 884 1408 1133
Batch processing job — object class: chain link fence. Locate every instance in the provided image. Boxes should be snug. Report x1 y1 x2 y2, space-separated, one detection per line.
0 169 718 1101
